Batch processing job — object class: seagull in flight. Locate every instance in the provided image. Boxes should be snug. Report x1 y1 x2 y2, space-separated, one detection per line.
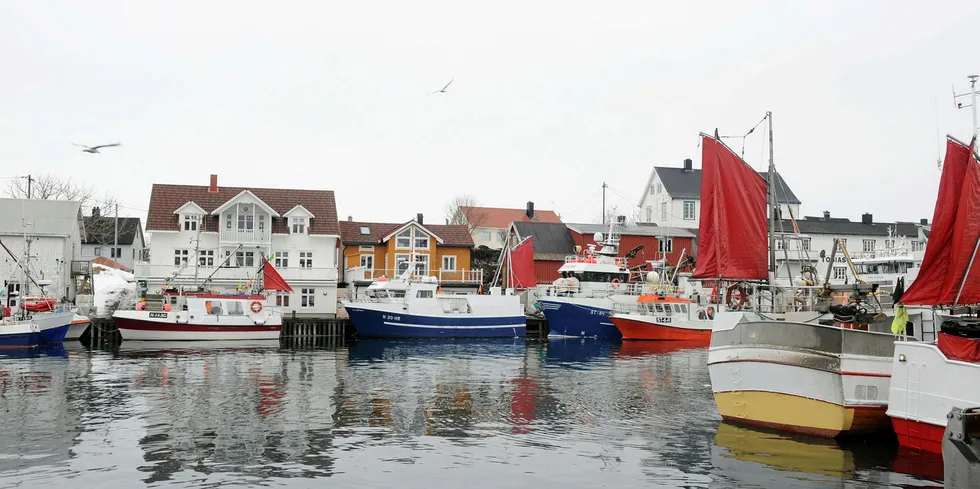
429 79 454 95
72 142 121 154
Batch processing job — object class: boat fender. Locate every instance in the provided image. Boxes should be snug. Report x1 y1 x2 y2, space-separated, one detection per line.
250 301 263 313
164 303 172 312
706 306 715 319
611 278 622 289
725 284 746 309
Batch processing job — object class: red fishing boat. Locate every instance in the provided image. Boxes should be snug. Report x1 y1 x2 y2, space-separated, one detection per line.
610 293 712 344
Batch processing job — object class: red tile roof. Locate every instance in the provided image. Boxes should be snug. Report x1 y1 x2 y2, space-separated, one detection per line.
146 184 340 236
339 220 474 247
459 206 561 229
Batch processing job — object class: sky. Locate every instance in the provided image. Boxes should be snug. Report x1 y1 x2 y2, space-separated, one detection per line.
2 1 979 227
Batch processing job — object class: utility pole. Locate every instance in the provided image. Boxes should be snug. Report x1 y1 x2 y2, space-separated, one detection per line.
953 74 980 140
601 182 608 225
26 175 32 199
114 203 119 251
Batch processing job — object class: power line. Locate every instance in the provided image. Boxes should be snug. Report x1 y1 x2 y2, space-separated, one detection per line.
562 188 602 218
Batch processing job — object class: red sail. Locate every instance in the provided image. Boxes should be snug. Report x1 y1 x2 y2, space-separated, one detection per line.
693 134 768 280
901 138 973 305
508 238 536 288
262 258 293 292
941 140 980 304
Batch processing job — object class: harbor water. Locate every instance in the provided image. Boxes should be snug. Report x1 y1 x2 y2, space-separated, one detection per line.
0 340 945 488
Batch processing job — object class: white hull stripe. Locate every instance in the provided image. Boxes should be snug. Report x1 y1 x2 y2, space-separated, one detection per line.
382 321 524 330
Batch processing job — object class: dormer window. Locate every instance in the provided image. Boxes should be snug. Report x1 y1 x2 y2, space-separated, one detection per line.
184 214 199 231
360 226 370 235
292 217 307 234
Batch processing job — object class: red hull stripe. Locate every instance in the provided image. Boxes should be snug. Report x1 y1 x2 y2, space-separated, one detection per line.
840 371 891 378
611 317 711 343
113 318 280 333
890 416 945 455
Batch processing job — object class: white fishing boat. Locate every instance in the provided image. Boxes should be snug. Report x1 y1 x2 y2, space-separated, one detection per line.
342 264 525 338
0 238 73 344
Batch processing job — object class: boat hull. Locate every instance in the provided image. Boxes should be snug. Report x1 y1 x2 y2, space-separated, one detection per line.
34 311 74 343
610 314 711 343
0 324 41 349
113 312 282 341
64 319 90 340
345 306 525 338
538 299 620 339
709 312 895 438
886 340 980 455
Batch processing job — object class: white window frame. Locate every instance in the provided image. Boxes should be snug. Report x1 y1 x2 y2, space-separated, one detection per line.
93 246 102 256
414 230 429 250
299 251 313 268
184 214 198 231
199 249 215 267
649 184 655 196
292 217 307 234
912 240 924 252
683 201 695 220
885 239 895 249
276 292 290 307
414 254 430 276
658 238 673 253
225 213 232 230
396 229 411 250
359 245 374 252
244 251 255 267
395 253 411 274
833 266 847 281
442 255 457 271
359 254 374 270
479 231 492 242
661 202 667 221
863 239 876 253
174 249 190 266
801 238 811 251
275 251 289 268
359 226 370 235
301 288 315 308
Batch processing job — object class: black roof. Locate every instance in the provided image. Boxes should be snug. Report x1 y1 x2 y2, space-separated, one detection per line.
511 221 576 260
83 216 143 245
654 167 802 204
782 216 922 237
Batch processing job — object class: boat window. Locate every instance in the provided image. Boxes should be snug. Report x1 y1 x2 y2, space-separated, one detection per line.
417 290 433 299
673 304 682 312
393 291 405 298
227 301 244 315
680 304 688 313
206 300 223 315
655 304 664 313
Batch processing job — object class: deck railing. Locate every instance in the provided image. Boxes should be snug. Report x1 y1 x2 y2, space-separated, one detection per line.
135 263 337 282
219 229 271 242
344 267 482 284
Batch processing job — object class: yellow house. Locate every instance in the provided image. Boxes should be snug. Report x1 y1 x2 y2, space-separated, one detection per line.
339 216 481 288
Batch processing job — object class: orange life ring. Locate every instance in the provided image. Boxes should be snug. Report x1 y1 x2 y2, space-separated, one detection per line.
611 278 622 289
250 301 263 313
725 284 746 309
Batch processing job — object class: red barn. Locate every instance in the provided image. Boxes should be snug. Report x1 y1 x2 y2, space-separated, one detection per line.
565 223 696 272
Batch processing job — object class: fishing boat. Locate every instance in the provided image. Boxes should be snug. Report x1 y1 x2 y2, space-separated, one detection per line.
887 135 980 455
609 268 713 343
66 311 91 340
0 237 73 344
535 227 654 339
0 320 41 349
342 265 525 338
114 255 292 341
702 118 919 438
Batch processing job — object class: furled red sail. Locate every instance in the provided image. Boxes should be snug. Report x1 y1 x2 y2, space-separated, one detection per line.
693 134 768 280
262 258 293 292
901 137 975 305
507 238 536 288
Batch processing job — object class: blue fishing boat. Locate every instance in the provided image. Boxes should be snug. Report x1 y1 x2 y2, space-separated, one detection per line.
0 322 41 349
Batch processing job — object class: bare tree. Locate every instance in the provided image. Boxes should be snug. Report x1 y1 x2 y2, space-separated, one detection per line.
446 195 490 233
6 174 128 246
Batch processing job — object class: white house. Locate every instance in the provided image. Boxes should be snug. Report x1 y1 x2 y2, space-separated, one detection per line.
79 207 146 270
636 158 802 229
0 198 87 303
140 174 341 318
455 202 562 249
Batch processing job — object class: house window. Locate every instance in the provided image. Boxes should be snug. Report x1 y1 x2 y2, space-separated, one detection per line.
257 215 265 231
244 251 255 267
415 254 430 276
442 255 457 271
863 240 876 253
839 238 847 249
661 202 667 221
658 238 673 253
359 245 374 252
199 250 215 267
395 254 411 274
299 252 313 268
359 254 374 270
683 201 696 220
775 238 787 250
292 218 307 234
645 206 652 222
225 213 232 230
359 226 370 235
276 293 290 307
396 229 411 249
235 251 244 267
174 249 190 266
94 246 102 256
649 184 655 196
275 252 289 268
479 231 491 242
885 239 895 249
184 214 198 231
414 231 429 250
109 247 121 258
301 288 315 308
833 266 847 281
801 238 811 251
911 240 924 252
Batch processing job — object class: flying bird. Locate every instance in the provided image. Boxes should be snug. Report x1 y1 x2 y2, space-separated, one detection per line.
429 79 454 95
72 142 121 154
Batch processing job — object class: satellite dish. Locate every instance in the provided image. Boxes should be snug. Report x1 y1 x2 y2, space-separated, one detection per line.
819 250 826 259
594 232 603 242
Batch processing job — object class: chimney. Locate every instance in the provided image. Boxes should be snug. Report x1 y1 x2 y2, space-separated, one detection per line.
92 207 100 217
347 215 352 222
683 158 693 172
920 218 928 225
862 213 873 225
616 215 626 225
208 174 218 193
823 210 830 219
526 201 535 219
416 213 424 225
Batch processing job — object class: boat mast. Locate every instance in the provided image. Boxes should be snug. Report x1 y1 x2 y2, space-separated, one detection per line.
192 215 202 290
766 111 777 285
601 182 607 226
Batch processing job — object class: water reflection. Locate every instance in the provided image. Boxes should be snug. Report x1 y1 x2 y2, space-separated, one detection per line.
0 339 947 488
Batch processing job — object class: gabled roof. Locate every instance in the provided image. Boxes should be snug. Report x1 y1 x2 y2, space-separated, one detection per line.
381 222 445 245
652 167 802 204
0 199 82 237
782 216 925 237
210 190 281 217
173 201 207 215
146 183 339 235
566 223 695 239
459 206 562 229
283 204 314 218
83 216 143 245
510 221 576 260
339 220 474 247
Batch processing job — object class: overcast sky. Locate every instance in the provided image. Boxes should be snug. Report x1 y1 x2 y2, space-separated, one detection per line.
2 1 979 227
